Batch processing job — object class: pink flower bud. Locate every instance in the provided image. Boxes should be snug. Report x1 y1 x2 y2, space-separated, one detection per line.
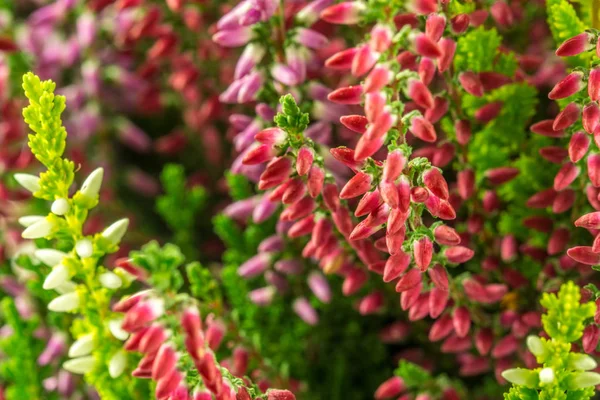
423 168 449 200
152 344 178 380
408 78 434 109
575 211 600 229
366 110 396 140
539 146 568 164
457 169 475 199
414 33 441 58
395 268 422 292
548 227 570 255
341 172 372 199
320 1 366 24
484 167 519 185
386 227 406 255
530 119 565 138
553 102 580 130
428 264 449 290
429 315 454 341
359 291 384 315
583 325 600 353
238 253 271 278
325 47 359 70
365 64 392 93
293 297 318 325
370 24 393 53
212 27 252 48
296 147 314 176
409 116 437 142
352 45 379 77
411 0 438 14
475 328 493 355
296 28 328 49
437 38 456 72
383 251 411 282
455 120 471 145
445 246 474 263
526 188 558 208
414 237 433 271
308 272 332 303
155 370 182 399
479 71 511 92
569 132 590 162
328 85 363 104
340 115 369 134
567 246 600 265
588 154 600 187
418 58 436 86
548 71 584 100
343 268 368 295
409 293 431 321
491 334 518 358
433 225 460 246
280 197 316 221
441 334 472 353
490 1 513 27
426 14 446 42
556 32 594 57
590 68 600 101
450 14 470 34
267 389 296 400
401 286 421 311
429 287 449 318
375 376 405 399
122 299 164 332
307 165 325 197
282 179 307 205
458 72 484 97
453 307 471 338
380 180 399 209
554 162 580 191
474 101 503 123
583 103 600 134
383 150 406 182
365 91 387 122
139 324 168 354
523 215 553 232
242 143 275 165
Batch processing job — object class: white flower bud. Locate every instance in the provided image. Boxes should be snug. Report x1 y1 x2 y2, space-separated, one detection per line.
68 333 95 358
102 219 129 245
526 335 545 357
35 249 67 266
108 351 127 378
539 367 554 384
99 272 122 289
51 198 70 215
63 356 95 374
567 371 600 389
14 173 40 193
43 263 69 290
22 218 53 239
80 168 103 199
18 215 44 228
48 292 79 312
75 239 93 258
501 368 538 387
55 281 77 294
108 319 129 341
569 353 598 371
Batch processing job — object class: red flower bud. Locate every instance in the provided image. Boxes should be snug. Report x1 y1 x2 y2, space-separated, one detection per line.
455 120 471 145
352 45 379 77
553 102 580 131
408 78 434 109
409 117 437 142
340 172 372 199
414 237 433 271
328 85 363 104
453 307 471 338
340 115 368 134
457 169 475 199
418 57 436 86
531 119 565 138
556 32 594 57
554 162 580 191
588 154 600 187
458 72 484 97
414 33 441 58
437 38 456 72
590 68 600 101
583 325 600 353
548 71 584 100
423 168 449 199
474 101 503 123
374 376 405 399
568 132 590 162
426 14 446 42
396 268 422 292
583 103 600 134
325 47 358 70
567 246 600 265
320 1 366 25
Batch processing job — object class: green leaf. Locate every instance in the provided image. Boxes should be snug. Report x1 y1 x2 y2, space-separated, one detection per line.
454 27 502 73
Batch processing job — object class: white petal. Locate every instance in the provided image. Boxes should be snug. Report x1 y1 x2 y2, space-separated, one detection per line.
35 249 67 267
22 218 53 239
108 351 127 378
51 198 70 215
48 292 79 312
108 319 129 341
43 264 69 290
75 239 93 258
539 367 554 384
99 272 122 289
14 173 40 193
80 168 103 199
18 215 44 228
63 356 95 374
68 334 95 357
102 219 129 245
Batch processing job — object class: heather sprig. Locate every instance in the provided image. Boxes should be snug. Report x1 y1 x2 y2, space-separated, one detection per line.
502 282 599 400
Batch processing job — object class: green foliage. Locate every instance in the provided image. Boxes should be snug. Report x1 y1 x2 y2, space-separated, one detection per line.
454 27 502 73
129 241 185 292
541 281 595 342
156 164 206 258
226 171 254 201
21 72 74 200
503 282 599 399
546 0 590 66
274 94 310 137
395 360 431 389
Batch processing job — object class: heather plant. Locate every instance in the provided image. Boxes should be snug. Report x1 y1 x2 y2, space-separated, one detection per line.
3 0 600 399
